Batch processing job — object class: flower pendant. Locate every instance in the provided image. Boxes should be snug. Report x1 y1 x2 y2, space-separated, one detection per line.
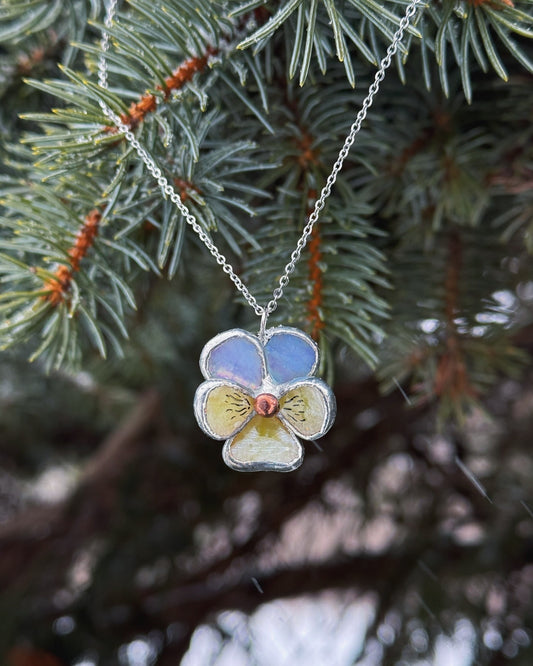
193 327 336 472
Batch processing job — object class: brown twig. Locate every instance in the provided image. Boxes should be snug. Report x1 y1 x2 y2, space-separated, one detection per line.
42 208 101 306
434 231 477 400
112 48 217 131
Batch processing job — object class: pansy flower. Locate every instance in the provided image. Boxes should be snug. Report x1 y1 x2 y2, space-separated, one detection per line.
194 327 336 472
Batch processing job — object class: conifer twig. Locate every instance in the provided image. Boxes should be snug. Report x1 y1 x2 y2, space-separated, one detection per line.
43 208 101 306
434 230 476 400
107 47 218 130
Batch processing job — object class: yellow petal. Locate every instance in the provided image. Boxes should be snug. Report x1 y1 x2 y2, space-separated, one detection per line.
223 415 303 472
279 379 335 439
194 382 253 440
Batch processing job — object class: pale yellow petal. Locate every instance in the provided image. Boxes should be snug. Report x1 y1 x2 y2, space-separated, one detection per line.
223 415 303 472
279 379 335 439
195 382 253 440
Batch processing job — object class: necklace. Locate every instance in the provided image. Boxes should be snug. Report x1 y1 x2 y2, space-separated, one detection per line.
98 0 423 472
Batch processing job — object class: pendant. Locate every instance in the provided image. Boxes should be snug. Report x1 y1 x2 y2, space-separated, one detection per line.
193 326 336 472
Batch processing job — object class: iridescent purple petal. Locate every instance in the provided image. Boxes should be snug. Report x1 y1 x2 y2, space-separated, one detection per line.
264 328 318 383
204 331 263 389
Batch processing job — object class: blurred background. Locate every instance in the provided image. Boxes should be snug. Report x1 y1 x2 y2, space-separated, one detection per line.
1 283 532 665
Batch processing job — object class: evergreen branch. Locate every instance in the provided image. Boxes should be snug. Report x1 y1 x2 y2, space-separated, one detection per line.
0 0 64 43
234 69 391 367
361 81 494 232
427 0 533 98
238 0 421 50
0 182 143 367
3 0 531 384
350 74 532 416
486 11 533 72
245 206 389 368
112 47 218 130
13 91 275 332
22 51 276 272
0 0 104 79
24 4 269 146
42 208 101 305
237 0 421 85
217 69 274 132
432 230 477 404
490 140 533 253
376 226 527 420
86 0 272 131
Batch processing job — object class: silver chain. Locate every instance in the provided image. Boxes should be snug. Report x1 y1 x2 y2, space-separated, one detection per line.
98 0 424 330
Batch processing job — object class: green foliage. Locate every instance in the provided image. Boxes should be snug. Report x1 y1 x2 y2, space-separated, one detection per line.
243 74 390 368
0 0 532 394
376 229 528 421
426 0 533 101
358 74 533 412
0 181 140 368
233 0 533 98
234 0 422 86
0 0 102 70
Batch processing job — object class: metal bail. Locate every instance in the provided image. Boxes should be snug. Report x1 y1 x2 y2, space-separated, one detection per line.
259 309 269 343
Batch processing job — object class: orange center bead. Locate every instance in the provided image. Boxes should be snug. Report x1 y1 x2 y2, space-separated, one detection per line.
254 393 279 417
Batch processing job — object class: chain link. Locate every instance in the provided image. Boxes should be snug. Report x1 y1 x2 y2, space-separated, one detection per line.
99 0 424 324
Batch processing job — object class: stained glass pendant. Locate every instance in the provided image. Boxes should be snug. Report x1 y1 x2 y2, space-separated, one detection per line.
193 327 336 472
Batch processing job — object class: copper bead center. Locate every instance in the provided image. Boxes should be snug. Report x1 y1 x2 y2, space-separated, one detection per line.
254 393 279 417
